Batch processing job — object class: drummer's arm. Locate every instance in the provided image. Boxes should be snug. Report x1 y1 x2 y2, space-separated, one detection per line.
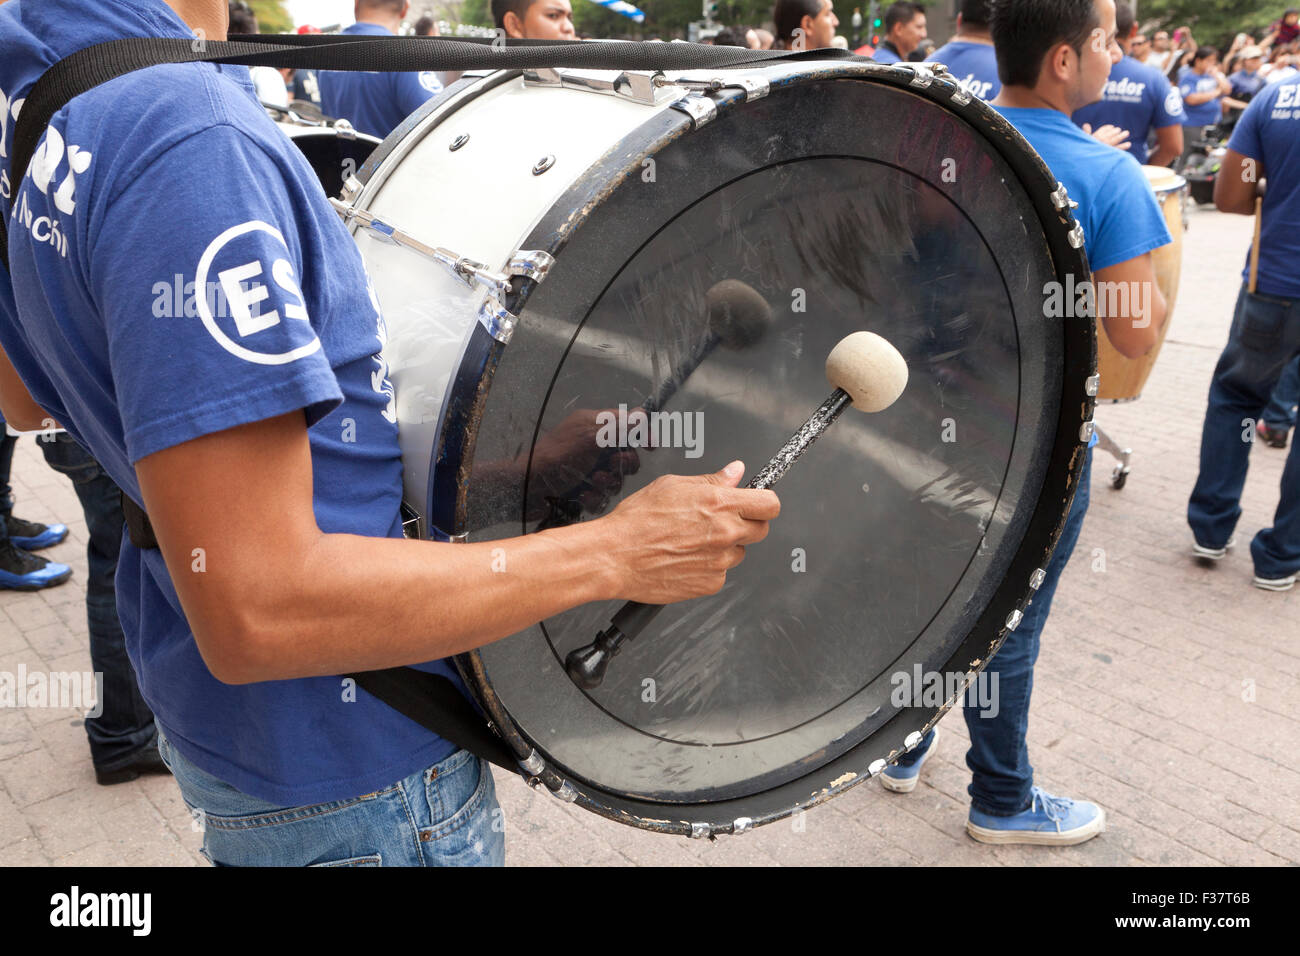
136 412 776 685
0 343 55 433
1094 253 1167 358
1214 149 1264 214
1149 125 1184 168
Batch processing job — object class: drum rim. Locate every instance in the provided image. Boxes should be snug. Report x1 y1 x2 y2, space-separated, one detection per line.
366 62 1097 835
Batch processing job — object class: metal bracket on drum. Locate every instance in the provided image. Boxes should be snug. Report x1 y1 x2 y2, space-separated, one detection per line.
1050 182 1081 212
669 74 771 101
669 93 719 128
523 67 683 106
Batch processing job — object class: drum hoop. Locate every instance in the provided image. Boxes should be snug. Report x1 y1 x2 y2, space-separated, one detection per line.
371 63 1096 834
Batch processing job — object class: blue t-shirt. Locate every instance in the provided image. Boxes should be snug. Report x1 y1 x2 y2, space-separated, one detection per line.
926 40 1000 101
1229 69 1266 101
317 22 442 139
1228 77 1300 298
1072 56 1186 165
996 107 1171 440
872 43 903 65
1178 68 1224 126
0 0 463 805
995 107 1171 272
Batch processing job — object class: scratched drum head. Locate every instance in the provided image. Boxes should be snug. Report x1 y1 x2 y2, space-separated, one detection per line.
366 64 1095 834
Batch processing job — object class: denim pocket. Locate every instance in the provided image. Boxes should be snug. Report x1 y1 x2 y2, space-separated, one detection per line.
309 854 383 867
421 753 504 866
1239 292 1289 352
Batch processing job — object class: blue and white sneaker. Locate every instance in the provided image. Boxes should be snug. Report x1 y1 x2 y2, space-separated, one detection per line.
0 539 72 591
6 515 68 551
880 728 940 794
967 786 1105 845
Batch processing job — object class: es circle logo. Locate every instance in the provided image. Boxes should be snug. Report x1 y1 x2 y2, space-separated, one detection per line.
194 220 321 366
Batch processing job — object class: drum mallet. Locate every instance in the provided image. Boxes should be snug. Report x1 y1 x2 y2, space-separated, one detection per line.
565 330 909 690
537 280 773 530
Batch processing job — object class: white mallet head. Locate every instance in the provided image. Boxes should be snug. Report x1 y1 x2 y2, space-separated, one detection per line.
825 331 909 413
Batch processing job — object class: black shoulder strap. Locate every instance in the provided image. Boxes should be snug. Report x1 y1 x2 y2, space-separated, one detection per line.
3 34 862 264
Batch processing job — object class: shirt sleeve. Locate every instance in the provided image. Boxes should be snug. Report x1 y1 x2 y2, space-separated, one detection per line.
1151 72 1186 126
1087 155 1173 272
1227 91 1266 161
393 70 441 121
90 123 343 464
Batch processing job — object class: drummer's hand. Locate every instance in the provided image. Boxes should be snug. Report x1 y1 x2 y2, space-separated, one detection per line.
1082 123 1132 151
599 460 779 604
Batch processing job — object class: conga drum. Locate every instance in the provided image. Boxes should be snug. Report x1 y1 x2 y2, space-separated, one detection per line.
333 61 1096 836
1094 165 1186 402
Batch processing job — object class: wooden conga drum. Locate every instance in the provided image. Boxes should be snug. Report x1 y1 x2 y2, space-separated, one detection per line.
1095 166 1186 402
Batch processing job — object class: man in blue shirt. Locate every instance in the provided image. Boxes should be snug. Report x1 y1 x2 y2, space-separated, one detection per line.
925 0 999 102
317 0 443 139
882 0 1170 847
1229 47 1267 102
1188 75 1300 591
0 0 778 866
872 2 927 64
1072 1 1185 166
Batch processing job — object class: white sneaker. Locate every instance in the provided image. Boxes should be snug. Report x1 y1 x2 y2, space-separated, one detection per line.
1192 535 1236 561
1253 574 1296 592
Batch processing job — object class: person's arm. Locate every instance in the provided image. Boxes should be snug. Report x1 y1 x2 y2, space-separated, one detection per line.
1094 253 1168 358
1150 124 1184 166
136 412 779 685
0 344 53 432
1223 95 1250 111
1214 148 1264 214
1081 123 1132 151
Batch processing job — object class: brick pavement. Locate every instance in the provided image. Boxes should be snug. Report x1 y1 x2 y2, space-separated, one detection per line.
0 203 1295 867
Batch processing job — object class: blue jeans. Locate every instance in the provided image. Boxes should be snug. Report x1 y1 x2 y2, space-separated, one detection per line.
1261 354 1300 430
1188 286 1300 578
897 448 1093 816
0 430 15 525
158 732 506 866
37 432 158 771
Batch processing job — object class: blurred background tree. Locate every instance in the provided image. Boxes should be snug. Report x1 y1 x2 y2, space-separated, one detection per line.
1138 0 1287 50
249 0 294 33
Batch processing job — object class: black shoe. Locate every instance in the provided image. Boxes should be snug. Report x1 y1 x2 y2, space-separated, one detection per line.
95 744 171 786
5 514 69 550
1257 421 1290 449
0 538 72 590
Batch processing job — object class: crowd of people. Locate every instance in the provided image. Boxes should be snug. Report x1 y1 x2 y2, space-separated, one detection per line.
0 0 1294 866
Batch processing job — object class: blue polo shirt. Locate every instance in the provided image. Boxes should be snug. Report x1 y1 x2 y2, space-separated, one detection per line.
1228 77 1300 298
317 22 441 138
926 40 1000 101
1072 56 1186 165
997 107 1171 442
872 43 903 65
1 0 464 805
1179 68 1224 126
1229 69 1266 101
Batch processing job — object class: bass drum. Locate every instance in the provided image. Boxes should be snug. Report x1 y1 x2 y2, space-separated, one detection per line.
278 120 381 198
1095 165 1186 402
338 62 1096 836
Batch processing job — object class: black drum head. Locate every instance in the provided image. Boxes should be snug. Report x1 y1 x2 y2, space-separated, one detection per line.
448 71 1091 831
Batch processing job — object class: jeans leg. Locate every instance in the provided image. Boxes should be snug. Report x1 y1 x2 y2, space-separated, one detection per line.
1188 287 1300 549
0 431 16 530
964 448 1092 815
37 433 156 769
1261 355 1300 430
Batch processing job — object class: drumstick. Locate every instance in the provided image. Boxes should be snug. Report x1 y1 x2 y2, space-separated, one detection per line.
1249 195 1263 294
535 280 773 530
564 331 910 691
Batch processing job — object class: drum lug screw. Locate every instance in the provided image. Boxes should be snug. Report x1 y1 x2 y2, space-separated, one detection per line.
1085 373 1101 397
519 749 545 775
449 133 469 151
1029 568 1046 590
868 758 887 776
903 731 924 751
1006 609 1023 631
689 822 711 839
533 155 556 176
1080 420 1096 443
732 817 753 836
